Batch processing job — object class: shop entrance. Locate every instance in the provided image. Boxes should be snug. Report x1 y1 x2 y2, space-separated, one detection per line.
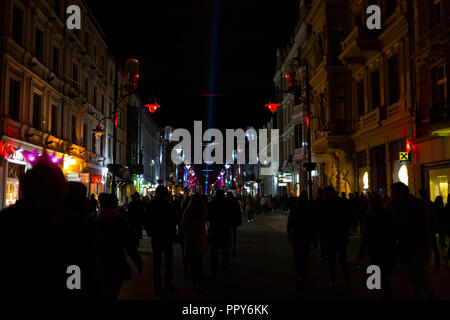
427 165 450 205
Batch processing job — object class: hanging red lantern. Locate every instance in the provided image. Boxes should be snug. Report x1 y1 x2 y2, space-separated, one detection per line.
265 100 280 113
146 100 161 113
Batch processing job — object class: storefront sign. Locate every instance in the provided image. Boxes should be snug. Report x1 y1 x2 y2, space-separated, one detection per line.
278 173 292 183
399 152 410 164
67 173 81 182
91 174 102 184
79 173 90 184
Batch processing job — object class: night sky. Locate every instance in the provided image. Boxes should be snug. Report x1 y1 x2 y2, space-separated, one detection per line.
87 0 299 131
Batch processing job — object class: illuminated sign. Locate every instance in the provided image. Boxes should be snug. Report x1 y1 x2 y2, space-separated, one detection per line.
91 174 102 184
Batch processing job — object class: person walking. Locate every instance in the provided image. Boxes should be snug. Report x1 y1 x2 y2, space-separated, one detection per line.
125 192 144 272
88 194 98 217
419 189 440 269
357 192 397 300
143 186 178 296
246 196 255 222
322 186 352 293
208 190 233 275
227 192 242 255
97 193 143 300
391 182 431 300
180 194 208 291
287 191 315 290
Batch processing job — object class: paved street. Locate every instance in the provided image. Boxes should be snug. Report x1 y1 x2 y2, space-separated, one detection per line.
119 211 450 300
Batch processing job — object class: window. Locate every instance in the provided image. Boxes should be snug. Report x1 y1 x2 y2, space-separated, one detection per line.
53 47 60 75
51 105 58 136
330 21 344 55
92 133 96 153
109 137 112 158
84 77 89 99
354 13 362 27
83 123 88 147
101 95 105 114
72 64 79 90
334 85 346 120
432 63 447 107
100 136 104 156
34 29 44 62
54 0 61 18
12 6 23 45
93 46 97 64
385 0 396 17
388 55 400 105
33 93 42 130
370 69 380 111
294 124 303 149
84 33 89 54
71 115 77 143
429 0 442 28
93 87 97 106
9 79 20 122
357 81 365 116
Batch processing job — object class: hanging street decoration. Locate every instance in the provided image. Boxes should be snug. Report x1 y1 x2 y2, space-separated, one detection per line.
265 100 280 113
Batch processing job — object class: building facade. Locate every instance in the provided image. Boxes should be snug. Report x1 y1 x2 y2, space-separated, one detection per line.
265 0 449 204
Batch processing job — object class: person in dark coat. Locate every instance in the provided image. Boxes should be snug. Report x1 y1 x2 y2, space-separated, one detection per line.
126 192 144 269
63 182 105 299
180 194 208 291
391 182 431 300
143 185 178 296
287 191 315 290
97 193 142 300
227 191 242 255
322 186 352 292
357 192 397 300
433 196 447 248
88 194 98 217
0 159 68 298
419 189 440 269
208 190 233 275
179 195 192 276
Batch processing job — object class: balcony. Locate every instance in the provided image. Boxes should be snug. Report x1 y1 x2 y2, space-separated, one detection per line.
430 101 450 136
339 25 381 66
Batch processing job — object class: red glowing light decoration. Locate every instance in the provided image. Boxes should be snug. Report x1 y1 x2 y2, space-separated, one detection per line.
265 100 281 113
285 73 290 79
0 141 16 159
406 139 415 153
146 100 161 114
114 114 119 128
305 113 310 129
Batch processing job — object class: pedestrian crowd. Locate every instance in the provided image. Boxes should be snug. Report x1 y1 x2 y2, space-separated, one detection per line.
0 154 243 299
287 184 450 300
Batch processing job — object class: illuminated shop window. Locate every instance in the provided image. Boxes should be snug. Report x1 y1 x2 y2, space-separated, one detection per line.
429 167 450 205
398 165 408 186
363 171 369 190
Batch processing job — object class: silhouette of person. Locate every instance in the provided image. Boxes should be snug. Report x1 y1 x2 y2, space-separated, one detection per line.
391 182 431 300
322 186 352 292
288 191 315 290
180 194 208 291
208 190 233 275
143 185 178 296
0 157 68 297
88 194 98 217
357 192 397 300
126 192 144 269
63 182 105 299
97 193 142 300
419 189 440 269
227 191 242 255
